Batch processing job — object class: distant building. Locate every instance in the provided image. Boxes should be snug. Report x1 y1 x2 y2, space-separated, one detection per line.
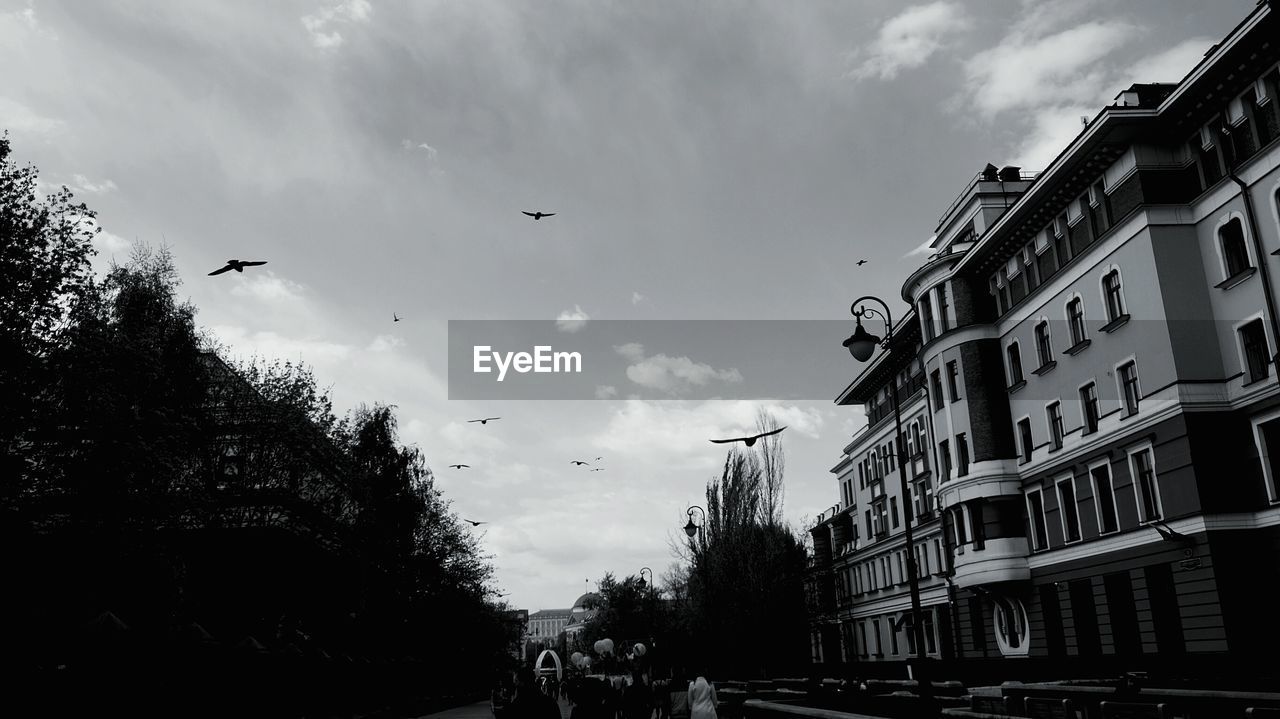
527 608 572 641
809 1 1280 680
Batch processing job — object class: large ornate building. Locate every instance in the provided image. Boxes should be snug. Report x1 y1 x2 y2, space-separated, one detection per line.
808 0 1280 681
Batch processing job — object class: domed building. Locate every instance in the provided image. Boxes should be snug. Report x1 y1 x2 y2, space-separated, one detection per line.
564 592 601 644
523 591 601 649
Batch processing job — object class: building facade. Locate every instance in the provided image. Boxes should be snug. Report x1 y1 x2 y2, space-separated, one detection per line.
808 1 1280 681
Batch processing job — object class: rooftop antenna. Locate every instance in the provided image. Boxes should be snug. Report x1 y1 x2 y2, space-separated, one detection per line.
1080 115 1090 128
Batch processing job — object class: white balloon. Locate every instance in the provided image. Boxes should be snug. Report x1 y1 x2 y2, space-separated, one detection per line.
633 643 647 657
601 638 615 654
594 640 606 655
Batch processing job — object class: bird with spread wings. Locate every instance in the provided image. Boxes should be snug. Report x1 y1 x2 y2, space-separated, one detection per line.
208 259 267 276
468 417 501 424
522 211 555 220
709 426 787 447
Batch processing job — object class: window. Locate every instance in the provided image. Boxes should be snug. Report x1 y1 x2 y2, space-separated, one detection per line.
1089 180 1112 236
937 284 951 332
1090 463 1118 534
890 496 900 529
1027 488 1049 551
1119 361 1140 416
1017 418 1034 464
1130 447 1162 522
946 360 961 401
912 477 934 519
953 505 968 546
1256 416 1280 503
1054 214 1073 266
1240 319 1270 383
1067 297 1088 347
1193 127 1225 188
938 439 951 481
1007 343 1024 386
919 298 935 342
931 370 944 406
1080 382 1099 434
1102 270 1125 323
956 433 970 476
1035 321 1053 368
1057 477 1081 542
1047 402 1064 450
993 597 1029 657
1220 218 1251 279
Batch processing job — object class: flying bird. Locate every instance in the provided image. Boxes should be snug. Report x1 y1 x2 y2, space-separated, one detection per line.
709 426 788 447
463 519 488 526
571 460 591 466
522 211 556 220
857 259 868 266
590 468 604 472
594 456 603 461
394 313 402 322
208 259 267 276
449 464 470 469
468 417 501 424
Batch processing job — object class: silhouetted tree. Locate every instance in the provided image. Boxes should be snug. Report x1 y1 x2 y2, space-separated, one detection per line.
682 414 809 679
1 132 99 503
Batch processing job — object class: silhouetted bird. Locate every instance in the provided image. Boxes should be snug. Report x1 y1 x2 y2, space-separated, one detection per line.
857 259 868 266
522 211 556 220
463 519 488 526
571 460 590 466
394 313 402 322
709 426 787 447
468 417 501 424
590 468 604 472
449 464 470 469
208 259 267 276
594 456 603 461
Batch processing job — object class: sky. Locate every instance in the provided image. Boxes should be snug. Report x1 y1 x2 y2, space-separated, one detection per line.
0 0 1255 611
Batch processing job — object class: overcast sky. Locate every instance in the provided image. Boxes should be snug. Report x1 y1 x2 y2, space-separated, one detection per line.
1 0 1253 611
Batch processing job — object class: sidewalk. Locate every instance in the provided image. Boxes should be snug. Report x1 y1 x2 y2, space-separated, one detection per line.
417 697 571 719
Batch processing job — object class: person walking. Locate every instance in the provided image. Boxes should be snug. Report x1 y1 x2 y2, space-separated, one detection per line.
621 669 654 719
667 671 690 719
507 667 562 719
687 675 717 719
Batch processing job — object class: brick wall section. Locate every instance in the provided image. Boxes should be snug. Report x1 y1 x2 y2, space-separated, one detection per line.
960 339 1017 461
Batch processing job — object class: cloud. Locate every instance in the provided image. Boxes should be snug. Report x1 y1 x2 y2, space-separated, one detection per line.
70 174 118 194
612 343 743 396
847 2 969 81
955 6 1213 169
229 271 308 305
0 96 65 135
631 291 647 306
556 305 590 333
367 334 405 352
903 234 936 258
402 139 439 160
301 0 372 49
964 21 1135 118
594 385 618 399
592 399 825 459
93 229 131 254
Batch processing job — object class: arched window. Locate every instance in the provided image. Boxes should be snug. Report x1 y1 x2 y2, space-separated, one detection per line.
1220 217 1251 279
993 596 1029 656
1034 321 1053 368
1102 270 1125 322
1066 297 1087 346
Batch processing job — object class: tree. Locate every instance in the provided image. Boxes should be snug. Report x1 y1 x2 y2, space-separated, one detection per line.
1 133 99 503
681 413 809 679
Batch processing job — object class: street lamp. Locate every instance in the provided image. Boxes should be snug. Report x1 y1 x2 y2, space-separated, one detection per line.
638 567 653 590
683 506 706 540
843 295 933 704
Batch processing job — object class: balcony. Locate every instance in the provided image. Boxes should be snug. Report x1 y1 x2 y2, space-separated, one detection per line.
951 537 1031 588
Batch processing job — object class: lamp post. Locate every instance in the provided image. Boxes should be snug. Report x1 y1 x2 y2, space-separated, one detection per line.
683 506 705 542
638 567 653 590
843 295 933 704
